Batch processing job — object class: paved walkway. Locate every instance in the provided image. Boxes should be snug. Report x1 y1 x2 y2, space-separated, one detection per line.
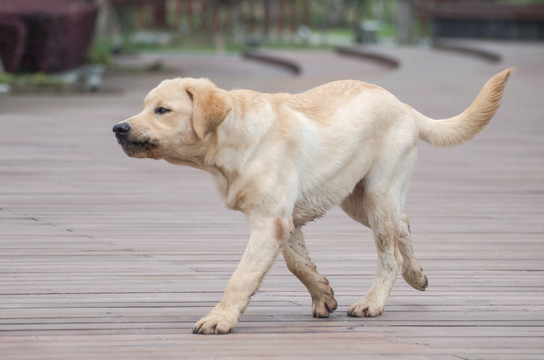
1 41 543 359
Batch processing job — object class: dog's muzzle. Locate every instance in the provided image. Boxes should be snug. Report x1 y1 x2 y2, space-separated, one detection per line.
113 122 158 157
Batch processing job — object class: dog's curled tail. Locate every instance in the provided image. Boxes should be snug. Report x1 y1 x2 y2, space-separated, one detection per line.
413 68 514 147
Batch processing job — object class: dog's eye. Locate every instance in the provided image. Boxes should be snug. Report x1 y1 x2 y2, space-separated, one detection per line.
154 107 171 115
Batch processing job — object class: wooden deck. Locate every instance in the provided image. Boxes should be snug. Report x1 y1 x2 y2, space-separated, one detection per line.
1 43 543 359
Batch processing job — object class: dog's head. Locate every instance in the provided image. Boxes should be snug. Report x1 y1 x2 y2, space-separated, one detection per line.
113 78 231 162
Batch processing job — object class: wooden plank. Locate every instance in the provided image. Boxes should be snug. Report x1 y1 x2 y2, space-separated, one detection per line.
1 46 544 359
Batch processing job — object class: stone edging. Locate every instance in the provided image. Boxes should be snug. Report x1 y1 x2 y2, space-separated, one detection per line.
242 51 301 75
335 46 400 69
431 38 502 63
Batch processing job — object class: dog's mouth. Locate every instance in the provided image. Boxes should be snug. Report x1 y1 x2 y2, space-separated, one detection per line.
117 137 159 158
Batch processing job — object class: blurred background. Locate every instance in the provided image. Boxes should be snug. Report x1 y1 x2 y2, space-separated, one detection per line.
0 0 543 93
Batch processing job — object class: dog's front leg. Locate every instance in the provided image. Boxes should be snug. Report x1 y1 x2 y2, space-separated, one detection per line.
193 215 291 334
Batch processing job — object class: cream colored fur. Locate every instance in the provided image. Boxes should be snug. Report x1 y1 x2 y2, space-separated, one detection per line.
114 68 513 334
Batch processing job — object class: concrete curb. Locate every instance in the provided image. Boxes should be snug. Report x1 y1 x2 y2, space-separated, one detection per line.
242 50 301 75
242 41 503 82
432 38 502 63
335 46 400 69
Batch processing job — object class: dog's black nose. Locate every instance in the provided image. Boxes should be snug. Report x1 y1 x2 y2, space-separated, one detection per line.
113 123 131 135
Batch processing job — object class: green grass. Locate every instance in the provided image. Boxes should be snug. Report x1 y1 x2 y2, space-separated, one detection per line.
0 72 67 92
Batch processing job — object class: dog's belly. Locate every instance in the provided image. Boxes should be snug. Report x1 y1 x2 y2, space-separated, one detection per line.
292 179 359 227
292 201 327 227
291 149 375 227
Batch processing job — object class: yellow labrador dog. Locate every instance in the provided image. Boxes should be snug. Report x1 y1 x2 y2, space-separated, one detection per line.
113 68 512 334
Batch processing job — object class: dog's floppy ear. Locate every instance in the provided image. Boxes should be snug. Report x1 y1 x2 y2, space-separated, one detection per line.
185 79 231 140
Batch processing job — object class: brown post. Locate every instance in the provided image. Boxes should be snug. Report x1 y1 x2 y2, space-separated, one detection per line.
154 0 168 29
279 0 285 38
291 0 297 35
264 0 271 40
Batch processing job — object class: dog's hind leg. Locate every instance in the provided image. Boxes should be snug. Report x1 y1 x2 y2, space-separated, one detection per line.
341 184 427 292
282 227 338 318
345 189 403 317
342 147 426 317
398 214 428 291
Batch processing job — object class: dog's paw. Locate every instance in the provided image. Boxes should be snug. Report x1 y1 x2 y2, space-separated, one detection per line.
193 309 239 335
403 265 428 291
312 286 338 318
347 299 384 318
312 295 338 318
311 278 338 318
